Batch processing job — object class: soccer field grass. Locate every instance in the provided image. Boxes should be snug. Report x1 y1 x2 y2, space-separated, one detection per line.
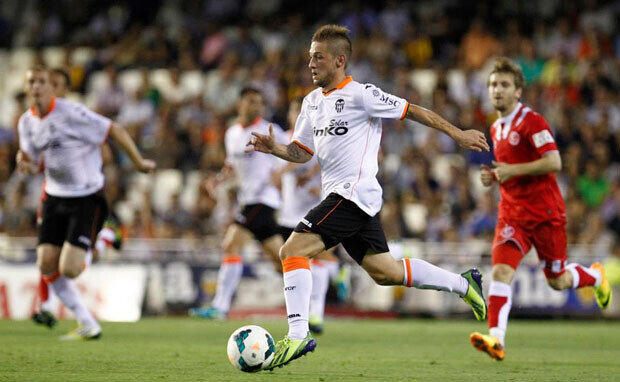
1 318 619 381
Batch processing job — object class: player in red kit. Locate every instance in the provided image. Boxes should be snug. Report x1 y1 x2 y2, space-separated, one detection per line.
470 57 612 361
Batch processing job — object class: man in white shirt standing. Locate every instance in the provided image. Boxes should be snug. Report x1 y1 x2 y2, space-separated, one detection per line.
246 25 490 370
17 66 155 340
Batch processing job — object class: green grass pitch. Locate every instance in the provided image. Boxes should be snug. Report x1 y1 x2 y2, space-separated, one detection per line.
1 318 619 381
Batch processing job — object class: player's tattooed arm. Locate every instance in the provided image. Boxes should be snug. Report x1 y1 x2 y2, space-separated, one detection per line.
406 104 490 152
245 124 312 163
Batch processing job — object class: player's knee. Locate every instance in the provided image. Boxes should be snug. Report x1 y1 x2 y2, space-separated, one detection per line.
59 264 83 279
492 264 515 283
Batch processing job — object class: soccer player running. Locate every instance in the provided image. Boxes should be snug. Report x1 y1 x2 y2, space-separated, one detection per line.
189 87 287 320
31 67 121 330
274 97 347 335
246 25 490 370
469 57 612 361
17 66 155 340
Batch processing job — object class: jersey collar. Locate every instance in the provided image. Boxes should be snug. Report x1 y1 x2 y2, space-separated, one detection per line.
30 96 57 119
322 76 353 96
496 102 522 127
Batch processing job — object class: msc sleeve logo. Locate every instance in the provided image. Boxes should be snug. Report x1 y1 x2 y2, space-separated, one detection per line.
532 130 554 148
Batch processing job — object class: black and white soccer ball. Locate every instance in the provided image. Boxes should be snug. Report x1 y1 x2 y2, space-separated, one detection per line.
226 325 276 372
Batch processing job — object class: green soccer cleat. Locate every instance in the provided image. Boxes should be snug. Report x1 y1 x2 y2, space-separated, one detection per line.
188 306 226 320
591 263 612 309
308 316 324 335
59 326 101 341
32 310 58 329
263 332 316 371
461 269 487 321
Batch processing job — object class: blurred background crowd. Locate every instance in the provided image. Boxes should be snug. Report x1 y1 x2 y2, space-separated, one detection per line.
0 0 617 253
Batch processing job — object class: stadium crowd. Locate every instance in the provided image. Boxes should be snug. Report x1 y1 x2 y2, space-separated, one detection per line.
0 0 617 252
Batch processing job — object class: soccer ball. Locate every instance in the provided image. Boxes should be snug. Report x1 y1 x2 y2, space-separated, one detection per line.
226 325 276 372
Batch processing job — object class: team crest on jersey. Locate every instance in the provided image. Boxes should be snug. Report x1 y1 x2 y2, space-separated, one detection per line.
335 99 345 113
500 225 515 239
509 131 520 146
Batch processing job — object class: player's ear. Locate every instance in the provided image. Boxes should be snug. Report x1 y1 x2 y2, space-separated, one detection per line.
515 87 523 100
336 54 346 69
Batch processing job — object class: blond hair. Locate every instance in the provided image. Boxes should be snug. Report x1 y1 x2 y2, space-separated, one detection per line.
488 57 525 90
312 25 352 67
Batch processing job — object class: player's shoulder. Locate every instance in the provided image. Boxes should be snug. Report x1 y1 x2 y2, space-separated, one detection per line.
18 109 33 126
303 88 322 103
520 107 549 130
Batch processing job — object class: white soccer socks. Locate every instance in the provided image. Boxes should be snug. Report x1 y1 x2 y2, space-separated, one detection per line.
488 281 512 346
283 257 312 340
48 274 100 330
565 263 601 288
309 260 330 322
211 255 243 313
401 258 468 296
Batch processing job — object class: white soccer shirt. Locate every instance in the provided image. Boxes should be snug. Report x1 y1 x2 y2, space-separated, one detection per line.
291 76 409 216
18 97 112 197
225 117 286 209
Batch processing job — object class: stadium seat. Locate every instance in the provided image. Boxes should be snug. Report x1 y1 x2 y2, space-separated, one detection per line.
151 169 183 214
42 47 65 67
149 69 171 93
402 203 428 234
410 69 437 99
119 69 143 94
180 170 202 211
9 47 34 70
180 71 204 98
70 47 96 67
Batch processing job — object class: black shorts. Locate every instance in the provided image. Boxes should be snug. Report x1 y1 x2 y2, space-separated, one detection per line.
294 193 389 264
234 204 280 242
38 191 108 250
278 226 295 241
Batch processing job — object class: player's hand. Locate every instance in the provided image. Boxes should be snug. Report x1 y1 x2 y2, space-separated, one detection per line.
136 158 156 173
492 161 516 183
455 130 489 152
480 164 496 187
16 150 38 174
246 124 275 154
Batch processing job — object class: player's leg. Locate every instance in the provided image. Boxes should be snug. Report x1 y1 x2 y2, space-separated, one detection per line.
56 193 107 340
55 242 101 339
470 221 528 361
308 252 337 334
535 224 610 308
264 230 323 370
191 223 252 319
33 244 61 328
261 234 284 273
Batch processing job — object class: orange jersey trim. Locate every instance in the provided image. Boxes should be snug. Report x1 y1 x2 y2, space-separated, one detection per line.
293 140 314 155
222 254 243 264
30 96 56 118
282 256 311 272
322 76 354 96
400 102 410 120
404 259 412 287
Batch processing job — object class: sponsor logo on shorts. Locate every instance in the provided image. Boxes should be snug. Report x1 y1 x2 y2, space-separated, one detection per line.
284 286 296 291
78 235 91 247
301 218 313 228
509 131 520 146
500 225 515 239
288 313 301 318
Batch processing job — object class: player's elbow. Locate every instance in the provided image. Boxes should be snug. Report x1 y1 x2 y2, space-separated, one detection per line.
546 153 562 172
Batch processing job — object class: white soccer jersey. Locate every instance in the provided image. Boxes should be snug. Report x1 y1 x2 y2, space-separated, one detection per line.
225 117 286 209
292 76 408 216
18 97 111 197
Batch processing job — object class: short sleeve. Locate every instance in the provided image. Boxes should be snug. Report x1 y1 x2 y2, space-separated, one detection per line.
362 84 409 120
70 103 112 145
527 115 558 156
17 115 39 161
291 99 315 156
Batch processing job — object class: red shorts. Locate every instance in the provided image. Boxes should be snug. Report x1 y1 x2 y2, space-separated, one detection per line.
492 218 567 278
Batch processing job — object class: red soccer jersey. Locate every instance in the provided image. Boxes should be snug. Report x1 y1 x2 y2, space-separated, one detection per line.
490 103 566 225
